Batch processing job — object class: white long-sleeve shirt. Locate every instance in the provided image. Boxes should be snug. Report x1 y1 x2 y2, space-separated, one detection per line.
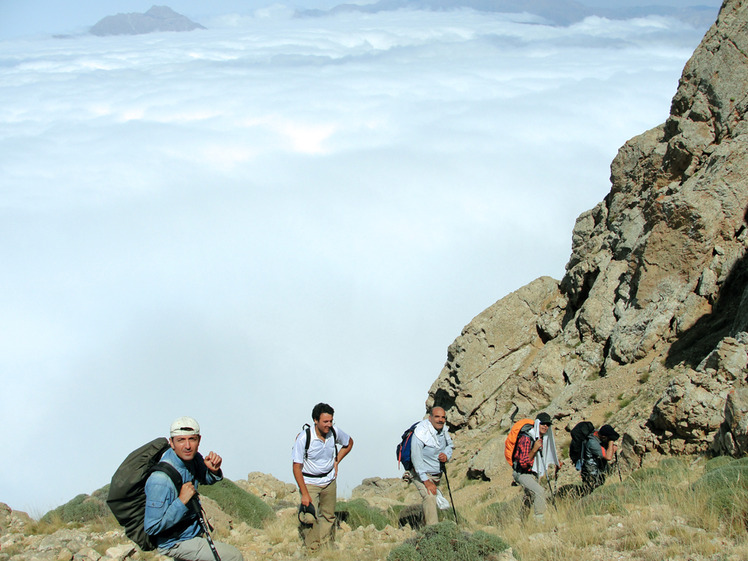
410 419 453 482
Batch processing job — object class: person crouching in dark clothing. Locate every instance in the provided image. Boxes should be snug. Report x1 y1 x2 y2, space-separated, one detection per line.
581 424 619 493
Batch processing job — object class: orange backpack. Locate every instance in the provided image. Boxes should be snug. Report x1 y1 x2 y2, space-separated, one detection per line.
504 418 535 466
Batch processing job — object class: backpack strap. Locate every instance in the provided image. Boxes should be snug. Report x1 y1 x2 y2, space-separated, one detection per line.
151 461 183 492
301 424 340 478
331 427 339 459
303 424 311 460
512 427 536 472
148 462 198 539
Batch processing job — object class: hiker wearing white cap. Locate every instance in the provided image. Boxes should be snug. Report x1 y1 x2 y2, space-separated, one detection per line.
292 403 353 551
144 416 243 561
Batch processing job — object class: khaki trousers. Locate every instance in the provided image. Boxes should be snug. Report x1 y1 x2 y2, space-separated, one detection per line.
300 479 337 550
411 472 442 525
513 470 546 516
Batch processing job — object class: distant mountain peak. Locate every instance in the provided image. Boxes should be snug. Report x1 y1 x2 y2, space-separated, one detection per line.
90 5 206 37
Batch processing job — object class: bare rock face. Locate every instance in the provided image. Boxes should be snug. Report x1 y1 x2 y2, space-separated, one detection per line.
351 476 421 510
235 471 298 504
428 276 565 431
90 5 206 36
0 502 32 534
429 0 748 474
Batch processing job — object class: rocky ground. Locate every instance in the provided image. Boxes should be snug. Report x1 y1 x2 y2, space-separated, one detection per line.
3 463 747 561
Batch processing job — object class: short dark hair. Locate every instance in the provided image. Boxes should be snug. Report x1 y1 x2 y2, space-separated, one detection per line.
312 402 335 421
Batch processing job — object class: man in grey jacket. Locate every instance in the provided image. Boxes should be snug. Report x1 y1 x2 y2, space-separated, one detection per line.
408 406 453 526
581 424 619 493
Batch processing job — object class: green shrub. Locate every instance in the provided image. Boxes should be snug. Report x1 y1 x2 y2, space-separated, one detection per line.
41 492 115 525
388 504 406 517
199 479 274 528
693 463 748 492
479 499 522 526
704 455 735 472
692 462 748 532
336 498 394 530
627 467 667 483
387 521 509 561
624 480 671 503
658 457 689 476
388 543 420 561
578 484 627 516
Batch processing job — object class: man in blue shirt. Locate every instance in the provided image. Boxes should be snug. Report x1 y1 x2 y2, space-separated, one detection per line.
409 406 453 526
144 416 243 561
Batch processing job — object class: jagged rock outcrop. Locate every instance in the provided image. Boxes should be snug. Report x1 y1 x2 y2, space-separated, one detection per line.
235 471 298 504
90 6 206 37
428 0 748 478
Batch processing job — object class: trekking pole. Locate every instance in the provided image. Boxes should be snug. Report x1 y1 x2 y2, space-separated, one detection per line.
550 465 559 499
615 451 623 482
545 450 559 498
538 450 558 511
190 496 222 561
440 462 459 524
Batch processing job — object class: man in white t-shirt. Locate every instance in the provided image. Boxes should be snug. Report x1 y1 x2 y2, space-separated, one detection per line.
292 402 354 551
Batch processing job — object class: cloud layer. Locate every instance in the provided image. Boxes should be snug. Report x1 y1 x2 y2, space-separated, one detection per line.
0 9 706 514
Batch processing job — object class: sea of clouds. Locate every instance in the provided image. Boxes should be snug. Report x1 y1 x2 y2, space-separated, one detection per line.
0 8 708 514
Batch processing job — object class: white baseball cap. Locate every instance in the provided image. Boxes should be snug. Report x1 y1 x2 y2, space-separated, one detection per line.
170 416 201 437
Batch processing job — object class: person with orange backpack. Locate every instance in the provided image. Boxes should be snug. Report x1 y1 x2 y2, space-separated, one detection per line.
509 412 562 521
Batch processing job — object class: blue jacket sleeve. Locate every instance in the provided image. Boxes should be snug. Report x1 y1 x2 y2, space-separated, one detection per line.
144 471 189 536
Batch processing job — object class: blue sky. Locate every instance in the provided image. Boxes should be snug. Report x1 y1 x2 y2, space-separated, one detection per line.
0 0 723 39
0 2 719 515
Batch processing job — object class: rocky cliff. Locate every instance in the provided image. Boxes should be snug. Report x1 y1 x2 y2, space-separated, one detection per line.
427 0 748 481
